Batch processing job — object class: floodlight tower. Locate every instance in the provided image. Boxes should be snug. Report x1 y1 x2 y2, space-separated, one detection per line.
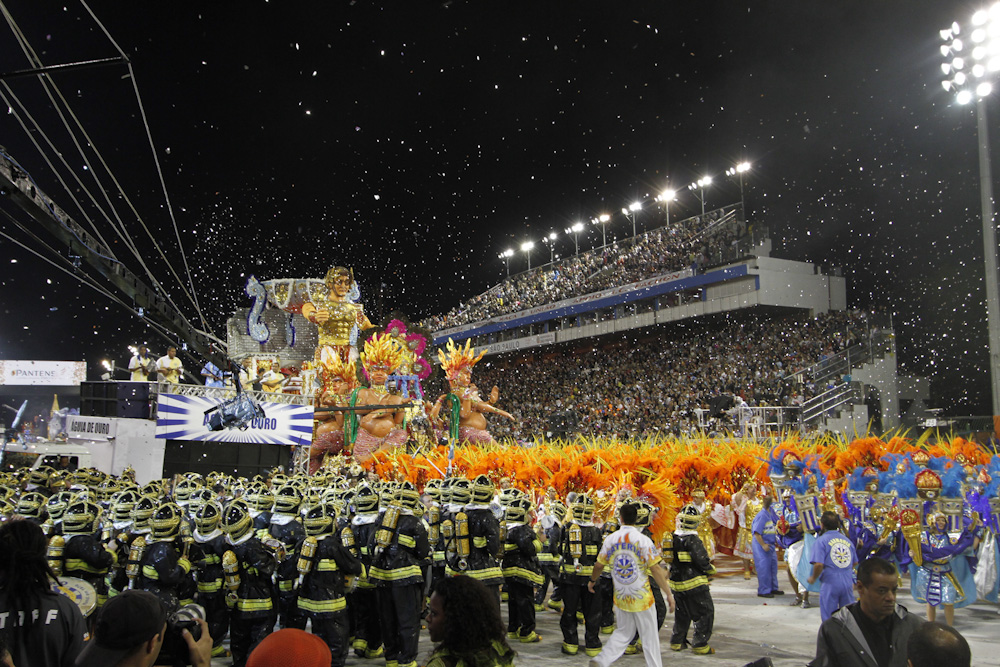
687 176 712 217
621 201 642 237
656 189 677 227
941 7 1000 415
564 222 585 255
499 248 514 276
725 161 752 214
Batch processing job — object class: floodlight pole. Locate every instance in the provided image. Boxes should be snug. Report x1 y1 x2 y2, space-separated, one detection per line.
976 96 1000 415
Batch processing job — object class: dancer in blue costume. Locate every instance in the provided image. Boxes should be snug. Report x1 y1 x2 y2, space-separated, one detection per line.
909 511 977 626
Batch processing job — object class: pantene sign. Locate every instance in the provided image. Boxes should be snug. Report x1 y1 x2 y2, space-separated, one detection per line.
0 360 87 386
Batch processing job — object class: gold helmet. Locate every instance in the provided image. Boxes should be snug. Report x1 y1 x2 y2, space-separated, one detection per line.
273 484 302 515
354 483 379 514
151 502 183 540
450 478 472 506
471 475 494 505
131 495 158 532
16 491 47 519
63 500 100 535
221 501 253 542
303 503 335 536
394 482 422 513
571 494 595 523
112 489 141 523
46 491 74 521
505 497 533 523
195 501 222 534
677 503 702 531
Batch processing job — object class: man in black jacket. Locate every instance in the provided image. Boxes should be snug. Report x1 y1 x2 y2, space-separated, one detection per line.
810 557 923 667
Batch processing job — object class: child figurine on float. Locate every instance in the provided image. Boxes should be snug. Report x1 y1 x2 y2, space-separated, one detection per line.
302 267 373 363
353 332 408 462
311 351 359 474
430 338 514 445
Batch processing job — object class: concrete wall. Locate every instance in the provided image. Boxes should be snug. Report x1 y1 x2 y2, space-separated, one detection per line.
74 418 163 484
848 348 901 432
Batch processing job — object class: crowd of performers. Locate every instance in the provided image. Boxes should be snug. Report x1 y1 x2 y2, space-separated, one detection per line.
3 436 999 665
0 463 712 664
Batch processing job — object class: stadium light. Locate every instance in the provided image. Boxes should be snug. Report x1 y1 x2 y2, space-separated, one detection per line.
564 222 585 255
542 231 558 263
656 188 677 226
591 213 611 248
498 248 514 276
940 7 1000 414
687 176 712 217
520 240 535 270
725 161 752 214
620 201 642 237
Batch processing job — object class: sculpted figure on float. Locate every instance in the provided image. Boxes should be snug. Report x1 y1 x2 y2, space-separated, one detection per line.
430 338 514 444
310 351 359 473
352 333 408 462
301 267 373 363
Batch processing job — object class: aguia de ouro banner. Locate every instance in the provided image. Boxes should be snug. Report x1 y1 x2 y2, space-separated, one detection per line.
155 393 314 446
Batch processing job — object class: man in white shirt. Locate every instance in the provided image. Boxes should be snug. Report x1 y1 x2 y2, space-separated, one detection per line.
128 346 154 381
587 501 674 667
156 347 183 384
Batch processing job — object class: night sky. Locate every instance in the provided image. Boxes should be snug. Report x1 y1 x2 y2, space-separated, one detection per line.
0 2 994 416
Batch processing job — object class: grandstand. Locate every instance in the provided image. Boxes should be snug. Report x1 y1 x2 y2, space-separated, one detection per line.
424 204 923 439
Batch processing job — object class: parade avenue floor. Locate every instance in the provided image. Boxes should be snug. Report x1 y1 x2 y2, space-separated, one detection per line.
210 555 999 667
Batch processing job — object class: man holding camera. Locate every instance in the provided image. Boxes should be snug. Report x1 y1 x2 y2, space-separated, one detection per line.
74 590 212 667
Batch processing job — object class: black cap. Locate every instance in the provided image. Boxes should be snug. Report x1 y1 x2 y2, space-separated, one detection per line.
74 591 167 667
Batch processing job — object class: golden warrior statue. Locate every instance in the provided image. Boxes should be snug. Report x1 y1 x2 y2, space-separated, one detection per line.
301 267 373 362
430 338 514 444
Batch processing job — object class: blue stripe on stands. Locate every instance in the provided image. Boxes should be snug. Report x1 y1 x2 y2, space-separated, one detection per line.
433 265 749 344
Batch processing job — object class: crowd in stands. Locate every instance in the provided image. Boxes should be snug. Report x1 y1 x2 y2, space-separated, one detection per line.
443 309 871 440
422 205 751 331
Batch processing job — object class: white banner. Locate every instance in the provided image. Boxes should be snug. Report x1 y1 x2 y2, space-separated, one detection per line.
155 393 314 446
0 360 86 386
67 416 117 441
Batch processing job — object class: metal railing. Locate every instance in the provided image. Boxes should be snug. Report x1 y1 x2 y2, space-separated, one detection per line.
800 382 861 425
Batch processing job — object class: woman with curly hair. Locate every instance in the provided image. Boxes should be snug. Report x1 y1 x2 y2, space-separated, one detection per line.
425 576 515 667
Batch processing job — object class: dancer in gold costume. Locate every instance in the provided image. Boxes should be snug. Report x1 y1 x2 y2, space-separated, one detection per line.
732 481 760 580
301 267 373 362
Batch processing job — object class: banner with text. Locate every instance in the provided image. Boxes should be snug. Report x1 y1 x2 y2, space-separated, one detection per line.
155 393 314 446
0 360 87 386
67 416 117 441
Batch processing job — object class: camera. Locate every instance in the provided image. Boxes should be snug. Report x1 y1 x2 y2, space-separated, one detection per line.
155 603 205 666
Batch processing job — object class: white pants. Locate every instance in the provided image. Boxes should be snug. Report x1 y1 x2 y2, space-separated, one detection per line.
590 604 661 667
785 540 805 594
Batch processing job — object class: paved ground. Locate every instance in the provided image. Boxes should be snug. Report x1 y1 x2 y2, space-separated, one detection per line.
215 555 1000 666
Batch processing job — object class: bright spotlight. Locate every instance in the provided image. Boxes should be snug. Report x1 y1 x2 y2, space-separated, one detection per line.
942 44 953 57
572 222 584 232
629 201 642 212
978 81 993 97
973 9 989 25
943 79 954 91
548 231 557 240
520 241 534 252
953 57 965 69
957 89 974 104
974 63 987 78
954 38 964 52
955 71 968 85
599 214 610 222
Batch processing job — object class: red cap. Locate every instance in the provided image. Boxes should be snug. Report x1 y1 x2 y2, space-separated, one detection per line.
246 629 332 667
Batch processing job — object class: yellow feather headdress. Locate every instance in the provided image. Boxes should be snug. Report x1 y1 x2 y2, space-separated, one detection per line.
361 332 406 374
437 338 487 380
